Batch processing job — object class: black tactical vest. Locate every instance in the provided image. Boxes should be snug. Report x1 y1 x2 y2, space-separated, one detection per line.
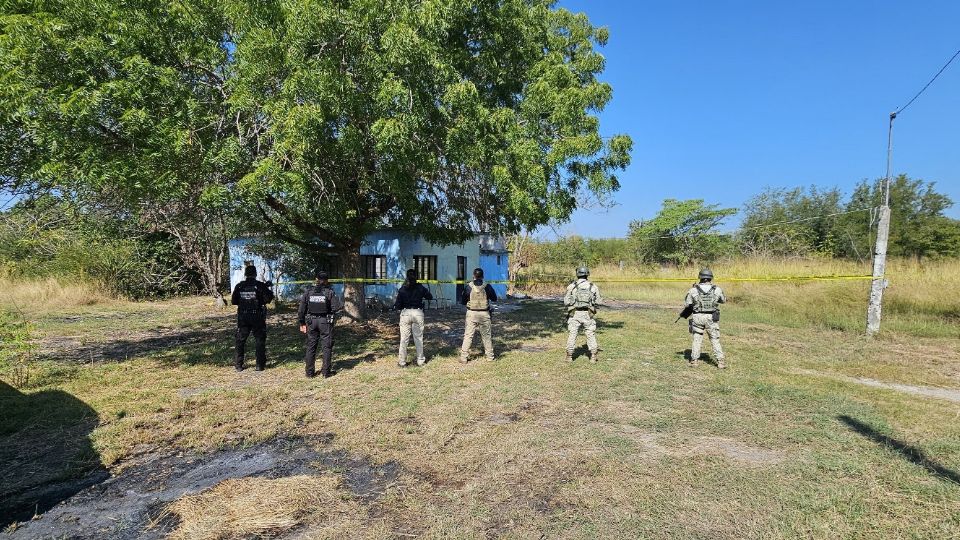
307 287 332 315
237 282 262 313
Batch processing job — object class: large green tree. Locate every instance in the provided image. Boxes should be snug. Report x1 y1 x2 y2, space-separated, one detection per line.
628 199 737 266
1 0 631 317
844 175 960 260
738 186 847 258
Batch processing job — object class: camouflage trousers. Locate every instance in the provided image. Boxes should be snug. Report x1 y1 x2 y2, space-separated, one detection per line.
566 310 597 353
461 310 494 361
689 313 724 363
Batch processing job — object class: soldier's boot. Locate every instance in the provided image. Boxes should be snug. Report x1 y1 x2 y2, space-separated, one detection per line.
459 352 469 364
590 350 599 363
565 351 573 362
255 364 265 372
416 356 427 367
235 359 245 372
716 358 726 369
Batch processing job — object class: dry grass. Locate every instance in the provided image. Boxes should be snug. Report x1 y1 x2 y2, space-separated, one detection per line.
159 474 361 540
2 267 959 538
524 257 956 337
0 276 116 312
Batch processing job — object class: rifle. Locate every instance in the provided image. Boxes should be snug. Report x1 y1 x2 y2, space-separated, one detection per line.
675 304 694 323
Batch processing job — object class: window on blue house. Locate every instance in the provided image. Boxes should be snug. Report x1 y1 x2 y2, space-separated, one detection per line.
413 255 437 281
496 254 501 265
361 255 387 279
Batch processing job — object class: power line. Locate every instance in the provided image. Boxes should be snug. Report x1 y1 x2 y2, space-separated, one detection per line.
628 206 876 241
893 46 960 117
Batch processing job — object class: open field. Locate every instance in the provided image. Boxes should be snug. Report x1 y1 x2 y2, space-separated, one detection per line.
1 267 959 539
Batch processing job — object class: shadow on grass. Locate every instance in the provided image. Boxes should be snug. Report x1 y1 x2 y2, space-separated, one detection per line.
40 299 600 372
0 381 108 528
838 415 960 485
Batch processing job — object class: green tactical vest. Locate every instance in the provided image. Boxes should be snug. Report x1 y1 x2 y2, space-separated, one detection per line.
573 280 594 309
694 285 718 313
467 282 489 310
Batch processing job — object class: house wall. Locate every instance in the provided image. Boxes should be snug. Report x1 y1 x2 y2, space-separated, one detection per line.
479 251 510 297
229 234 484 305
361 231 480 305
228 238 298 298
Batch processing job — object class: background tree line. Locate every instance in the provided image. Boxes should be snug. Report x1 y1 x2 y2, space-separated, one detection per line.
523 175 960 269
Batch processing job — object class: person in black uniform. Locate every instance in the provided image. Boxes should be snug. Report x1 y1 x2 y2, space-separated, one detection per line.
231 264 275 371
297 271 342 378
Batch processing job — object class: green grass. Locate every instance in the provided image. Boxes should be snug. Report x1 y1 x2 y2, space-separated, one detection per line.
1 280 959 538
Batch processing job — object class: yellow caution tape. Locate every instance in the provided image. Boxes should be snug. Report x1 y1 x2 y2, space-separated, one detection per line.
272 274 878 286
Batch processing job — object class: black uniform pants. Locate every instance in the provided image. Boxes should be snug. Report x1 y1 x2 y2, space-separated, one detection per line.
304 315 334 376
236 313 267 368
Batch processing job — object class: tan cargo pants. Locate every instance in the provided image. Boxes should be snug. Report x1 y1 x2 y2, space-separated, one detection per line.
399 308 425 364
566 310 598 353
461 309 494 361
689 313 724 364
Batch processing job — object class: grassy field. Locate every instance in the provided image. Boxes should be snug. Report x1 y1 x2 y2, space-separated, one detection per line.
1 261 958 538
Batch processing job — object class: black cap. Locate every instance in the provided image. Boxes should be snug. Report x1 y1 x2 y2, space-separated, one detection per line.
244 265 257 277
315 270 329 281
473 267 484 279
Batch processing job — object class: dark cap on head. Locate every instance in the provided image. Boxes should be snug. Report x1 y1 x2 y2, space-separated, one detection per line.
315 270 329 281
244 265 257 278
406 268 418 282
473 267 484 279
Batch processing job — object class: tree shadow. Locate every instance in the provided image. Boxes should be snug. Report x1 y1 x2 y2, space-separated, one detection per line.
837 415 960 485
0 381 108 527
38 299 616 370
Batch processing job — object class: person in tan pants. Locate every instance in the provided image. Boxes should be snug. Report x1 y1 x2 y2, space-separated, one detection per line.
459 268 498 363
394 269 433 367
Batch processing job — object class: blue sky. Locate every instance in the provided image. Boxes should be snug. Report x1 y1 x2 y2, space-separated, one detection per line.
553 0 960 238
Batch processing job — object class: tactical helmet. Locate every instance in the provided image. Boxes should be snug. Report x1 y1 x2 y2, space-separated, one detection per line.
576 266 589 278
698 268 714 281
244 265 257 278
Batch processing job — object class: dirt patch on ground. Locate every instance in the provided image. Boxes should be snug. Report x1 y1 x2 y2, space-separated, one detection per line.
6 435 400 539
794 368 960 403
598 423 786 466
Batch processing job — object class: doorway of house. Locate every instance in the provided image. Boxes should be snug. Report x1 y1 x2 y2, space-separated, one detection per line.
456 256 466 303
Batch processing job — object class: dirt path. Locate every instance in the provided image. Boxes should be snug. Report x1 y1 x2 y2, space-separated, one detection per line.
794 368 960 403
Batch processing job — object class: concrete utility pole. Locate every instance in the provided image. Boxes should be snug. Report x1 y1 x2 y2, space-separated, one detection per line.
866 113 895 336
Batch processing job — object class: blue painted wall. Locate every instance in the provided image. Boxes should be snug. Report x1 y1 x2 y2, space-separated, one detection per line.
479 251 509 297
229 232 507 304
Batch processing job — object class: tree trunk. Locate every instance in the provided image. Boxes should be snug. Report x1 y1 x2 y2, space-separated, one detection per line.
338 245 365 322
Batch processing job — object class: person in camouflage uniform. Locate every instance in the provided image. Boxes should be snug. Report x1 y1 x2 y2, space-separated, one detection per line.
684 268 726 368
564 266 601 362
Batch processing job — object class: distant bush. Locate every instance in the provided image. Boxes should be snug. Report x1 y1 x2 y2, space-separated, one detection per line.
0 195 200 299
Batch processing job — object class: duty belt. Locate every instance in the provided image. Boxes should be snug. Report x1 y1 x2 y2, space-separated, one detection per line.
574 307 591 311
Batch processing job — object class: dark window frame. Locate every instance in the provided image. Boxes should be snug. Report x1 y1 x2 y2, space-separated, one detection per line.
361 255 387 279
412 255 438 281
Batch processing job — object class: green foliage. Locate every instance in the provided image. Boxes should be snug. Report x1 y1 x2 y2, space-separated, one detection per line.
531 236 631 268
0 0 631 256
0 308 35 388
844 175 960 260
627 199 737 265
0 195 198 298
739 186 847 258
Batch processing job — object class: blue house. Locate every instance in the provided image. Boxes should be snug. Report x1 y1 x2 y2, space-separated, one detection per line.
229 232 510 305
